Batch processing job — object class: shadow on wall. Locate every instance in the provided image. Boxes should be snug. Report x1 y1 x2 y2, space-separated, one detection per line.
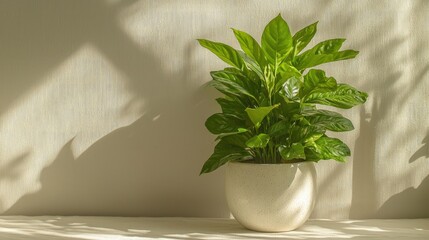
0 1 141 113
350 62 429 218
4 113 214 216
349 73 402 218
0 0 227 216
349 24 405 219
375 176 429 218
375 132 429 218
349 0 429 219
0 151 31 182
409 131 429 163
350 63 429 219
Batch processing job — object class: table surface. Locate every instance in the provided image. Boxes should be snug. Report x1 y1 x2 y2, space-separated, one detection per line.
0 216 427 239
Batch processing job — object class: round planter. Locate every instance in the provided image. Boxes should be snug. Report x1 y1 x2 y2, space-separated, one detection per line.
225 161 317 232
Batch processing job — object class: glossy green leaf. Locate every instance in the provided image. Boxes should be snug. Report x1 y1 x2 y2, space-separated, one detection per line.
238 51 264 80
292 21 318 55
279 143 305 160
305 84 368 109
281 77 300 100
209 81 245 107
299 69 337 98
200 138 251 174
294 38 353 70
233 29 267 68
215 98 245 117
277 62 301 79
216 130 250 145
294 50 359 70
246 133 270 148
303 109 354 132
261 14 293 67
223 66 261 102
223 66 262 91
312 39 346 54
290 124 325 143
215 128 249 141
274 63 302 94
210 71 257 101
279 101 301 116
304 133 324 145
245 104 279 126
200 152 244 175
305 135 350 162
209 79 244 102
198 39 245 70
268 120 291 137
205 113 244 134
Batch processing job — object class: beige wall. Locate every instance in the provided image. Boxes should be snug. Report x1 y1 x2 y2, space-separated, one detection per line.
0 0 428 219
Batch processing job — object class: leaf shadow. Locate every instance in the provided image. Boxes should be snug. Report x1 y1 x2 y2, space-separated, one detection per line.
0 0 228 217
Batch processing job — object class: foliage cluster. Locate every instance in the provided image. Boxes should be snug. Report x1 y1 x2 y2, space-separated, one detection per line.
198 14 367 174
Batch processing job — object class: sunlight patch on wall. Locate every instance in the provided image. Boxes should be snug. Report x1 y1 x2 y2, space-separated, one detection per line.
118 1 237 89
0 44 144 212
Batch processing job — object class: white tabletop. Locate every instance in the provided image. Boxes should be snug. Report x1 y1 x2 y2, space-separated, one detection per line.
0 216 427 239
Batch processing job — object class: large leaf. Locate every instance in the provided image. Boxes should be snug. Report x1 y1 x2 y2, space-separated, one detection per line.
217 131 250 147
245 133 270 148
210 70 257 101
293 38 354 70
223 66 263 105
290 124 325 143
245 104 279 126
281 76 300 100
299 69 337 98
305 135 350 162
292 21 318 55
279 101 301 116
277 62 301 79
209 81 245 106
232 29 267 68
223 66 261 89
310 39 346 54
238 51 264 80
268 120 291 137
216 98 245 117
198 39 245 70
279 143 305 161
274 63 301 94
200 137 250 174
261 14 293 68
304 84 368 109
205 113 244 134
294 50 359 70
215 128 248 141
302 109 354 132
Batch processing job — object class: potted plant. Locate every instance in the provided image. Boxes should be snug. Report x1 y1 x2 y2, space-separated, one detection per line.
198 14 367 232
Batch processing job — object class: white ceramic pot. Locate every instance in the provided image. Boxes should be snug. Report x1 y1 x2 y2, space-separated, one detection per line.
225 161 317 232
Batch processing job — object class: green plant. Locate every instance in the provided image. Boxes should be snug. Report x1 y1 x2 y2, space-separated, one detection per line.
198 14 367 174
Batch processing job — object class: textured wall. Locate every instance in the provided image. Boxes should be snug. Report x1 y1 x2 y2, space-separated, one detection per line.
0 0 428 219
